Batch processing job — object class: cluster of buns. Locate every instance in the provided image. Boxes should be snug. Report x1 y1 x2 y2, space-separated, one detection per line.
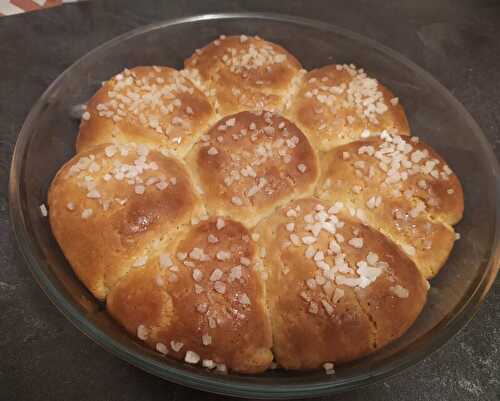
47 35 464 374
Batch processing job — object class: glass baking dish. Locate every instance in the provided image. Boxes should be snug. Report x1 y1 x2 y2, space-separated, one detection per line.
8 12 500 398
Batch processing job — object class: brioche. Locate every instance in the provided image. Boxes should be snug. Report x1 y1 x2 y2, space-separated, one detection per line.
48 143 203 300
45 35 464 374
108 217 273 373
186 110 319 226
184 35 304 116
285 64 409 151
317 132 463 278
255 198 427 369
77 66 216 156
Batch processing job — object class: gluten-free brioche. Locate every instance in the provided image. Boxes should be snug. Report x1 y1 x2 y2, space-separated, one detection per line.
255 198 427 369
77 66 216 157
108 217 273 373
317 132 463 278
285 64 410 151
46 34 464 374
184 35 304 116
186 110 319 226
48 143 203 300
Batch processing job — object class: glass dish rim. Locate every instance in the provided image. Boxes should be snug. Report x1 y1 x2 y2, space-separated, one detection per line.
8 11 500 398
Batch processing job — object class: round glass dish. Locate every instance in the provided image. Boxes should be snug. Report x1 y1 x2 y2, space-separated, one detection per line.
9 13 500 399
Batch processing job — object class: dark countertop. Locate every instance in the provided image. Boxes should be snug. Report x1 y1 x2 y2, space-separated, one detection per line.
0 1 498 400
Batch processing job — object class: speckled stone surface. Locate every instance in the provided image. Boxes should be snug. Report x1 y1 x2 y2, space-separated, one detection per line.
0 1 498 400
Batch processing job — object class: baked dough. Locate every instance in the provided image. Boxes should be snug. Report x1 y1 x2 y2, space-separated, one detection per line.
77 66 215 156
186 110 319 226
46 35 464 373
184 35 304 116
108 217 273 373
317 132 463 278
48 143 203 300
286 64 409 151
255 197 427 369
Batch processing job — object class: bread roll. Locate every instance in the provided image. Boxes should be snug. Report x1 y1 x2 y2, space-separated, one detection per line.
317 132 464 278
107 217 273 373
48 143 203 299
286 64 409 151
255 197 427 369
77 66 215 156
186 110 319 226
45 35 465 374
184 35 304 116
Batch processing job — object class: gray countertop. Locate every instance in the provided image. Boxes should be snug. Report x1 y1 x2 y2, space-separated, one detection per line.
0 1 498 400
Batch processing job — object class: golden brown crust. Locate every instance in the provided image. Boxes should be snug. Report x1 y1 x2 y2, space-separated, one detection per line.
186 111 319 226
45 36 466 373
184 35 303 116
107 217 273 373
48 143 203 300
255 197 427 369
285 64 410 151
76 66 216 157
317 133 464 278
